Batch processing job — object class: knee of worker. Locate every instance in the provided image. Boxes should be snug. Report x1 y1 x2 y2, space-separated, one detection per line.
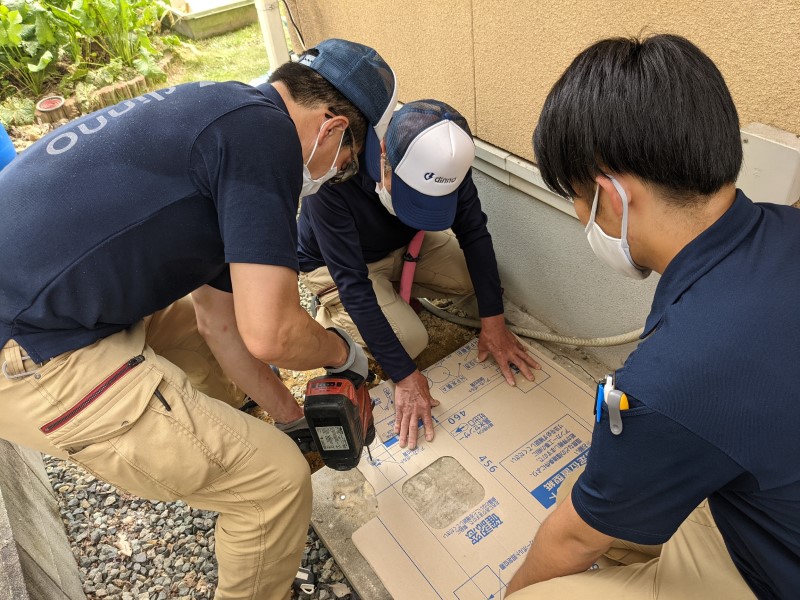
314 303 335 330
317 304 367 349
394 316 429 360
278 449 312 509
246 435 312 515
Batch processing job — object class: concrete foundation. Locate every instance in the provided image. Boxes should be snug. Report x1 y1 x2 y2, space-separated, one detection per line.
0 442 85 600
169 0 258 40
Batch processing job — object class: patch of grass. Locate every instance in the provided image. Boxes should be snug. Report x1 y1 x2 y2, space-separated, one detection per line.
168 24 270 85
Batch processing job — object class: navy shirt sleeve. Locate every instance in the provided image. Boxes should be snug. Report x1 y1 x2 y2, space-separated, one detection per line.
450 172 504 317
572 402 745 545
302 186 419 382
190 104 302 271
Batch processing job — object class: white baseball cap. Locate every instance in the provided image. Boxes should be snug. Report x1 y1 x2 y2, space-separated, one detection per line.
385 100 475 230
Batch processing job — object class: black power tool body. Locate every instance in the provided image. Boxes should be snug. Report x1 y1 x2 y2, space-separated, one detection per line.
303 370 376 471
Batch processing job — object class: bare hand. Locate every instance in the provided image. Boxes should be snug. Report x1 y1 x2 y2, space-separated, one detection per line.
478 315 541 386
393 370 439 449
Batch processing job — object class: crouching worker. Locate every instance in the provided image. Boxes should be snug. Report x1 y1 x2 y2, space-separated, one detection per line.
298 100 540 450
505 34 800 600
0 38 396 600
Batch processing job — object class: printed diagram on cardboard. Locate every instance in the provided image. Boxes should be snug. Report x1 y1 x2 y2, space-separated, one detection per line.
354 338 596 599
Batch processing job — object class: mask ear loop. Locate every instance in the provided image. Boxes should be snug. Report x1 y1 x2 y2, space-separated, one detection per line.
304 119 329 170
584 183 600 234
608 176 647 270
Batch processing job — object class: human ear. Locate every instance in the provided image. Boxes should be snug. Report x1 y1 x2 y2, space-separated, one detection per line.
597 176 625 218
324 115 348 138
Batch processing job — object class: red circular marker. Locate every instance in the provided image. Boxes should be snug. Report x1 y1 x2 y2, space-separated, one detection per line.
36 96 65 111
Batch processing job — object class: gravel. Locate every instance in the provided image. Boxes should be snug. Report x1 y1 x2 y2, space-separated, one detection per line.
46 456 359 599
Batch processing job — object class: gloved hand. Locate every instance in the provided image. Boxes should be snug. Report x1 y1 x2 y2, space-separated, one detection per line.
325 327 369 385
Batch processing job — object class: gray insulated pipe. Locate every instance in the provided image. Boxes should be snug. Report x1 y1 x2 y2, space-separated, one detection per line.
418 299 644 347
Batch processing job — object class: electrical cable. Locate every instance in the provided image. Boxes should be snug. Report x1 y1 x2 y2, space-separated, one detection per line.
418 298 644 347
280 0 305 51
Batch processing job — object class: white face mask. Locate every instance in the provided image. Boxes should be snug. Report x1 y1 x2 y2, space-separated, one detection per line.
300 121 344 198
584 177 651 280
376 160 396 215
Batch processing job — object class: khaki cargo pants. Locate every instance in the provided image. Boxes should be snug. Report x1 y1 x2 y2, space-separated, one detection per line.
301 230 474 360
506 468 756 600
0 299 311 600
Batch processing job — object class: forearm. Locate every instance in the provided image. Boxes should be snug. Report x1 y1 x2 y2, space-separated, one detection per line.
506 526 603 594
505 497 611 596
270 307 350 371
230 263 349 370
192 287 301 422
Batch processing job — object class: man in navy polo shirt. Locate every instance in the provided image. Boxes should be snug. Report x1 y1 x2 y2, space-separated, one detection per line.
0 39 396 600
505 35 800 600
299 100 541 450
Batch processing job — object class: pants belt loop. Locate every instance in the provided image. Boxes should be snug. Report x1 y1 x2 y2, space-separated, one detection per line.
1 343 37 380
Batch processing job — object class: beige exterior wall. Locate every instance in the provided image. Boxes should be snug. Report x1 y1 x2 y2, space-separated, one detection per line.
288 0 799 161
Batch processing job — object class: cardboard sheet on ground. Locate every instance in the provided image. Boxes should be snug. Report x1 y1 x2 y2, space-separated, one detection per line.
353 338 596 600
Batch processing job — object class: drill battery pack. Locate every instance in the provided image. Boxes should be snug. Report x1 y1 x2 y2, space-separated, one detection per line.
303 375 376 471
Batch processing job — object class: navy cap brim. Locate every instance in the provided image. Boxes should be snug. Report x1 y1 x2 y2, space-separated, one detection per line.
391 173 457 231
364 129 382 182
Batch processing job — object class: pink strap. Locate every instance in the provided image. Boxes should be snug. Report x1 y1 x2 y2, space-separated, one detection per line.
399 230 425 303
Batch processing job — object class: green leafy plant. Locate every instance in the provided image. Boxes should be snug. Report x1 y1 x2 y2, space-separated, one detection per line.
47 0 168 71
0 1 62 96
0 94 35 126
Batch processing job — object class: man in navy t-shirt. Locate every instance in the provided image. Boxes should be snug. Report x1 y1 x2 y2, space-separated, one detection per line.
505 35 799 600
0 39 397 600
299 100 541 450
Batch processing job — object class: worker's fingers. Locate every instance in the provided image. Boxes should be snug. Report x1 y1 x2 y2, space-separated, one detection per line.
498 361 518 386
514 359 535 382
398 409 411 448
430 396 440 408
407 411 420 450
477 348 489 362
517 345 542 370
422 411 435 442
509 349 536 382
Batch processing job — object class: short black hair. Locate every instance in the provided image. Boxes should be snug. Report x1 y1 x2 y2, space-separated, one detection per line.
269 60 368 148
533 34 742 203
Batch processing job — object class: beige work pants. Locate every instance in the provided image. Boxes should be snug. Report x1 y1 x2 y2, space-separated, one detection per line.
0 299 311 600
300 230 474 360
506 469 756 600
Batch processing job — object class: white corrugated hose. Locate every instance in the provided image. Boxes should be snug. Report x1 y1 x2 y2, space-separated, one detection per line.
418 298 643 347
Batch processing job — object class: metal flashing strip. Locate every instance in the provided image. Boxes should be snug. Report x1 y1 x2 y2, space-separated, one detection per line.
473 139 577 219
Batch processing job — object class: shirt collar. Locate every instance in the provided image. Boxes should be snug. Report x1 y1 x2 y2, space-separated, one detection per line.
255 82 290 116
642 190 761 337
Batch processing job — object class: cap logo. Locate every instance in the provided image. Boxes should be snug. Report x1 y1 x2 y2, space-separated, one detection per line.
434 176 457 184
424 172 434 180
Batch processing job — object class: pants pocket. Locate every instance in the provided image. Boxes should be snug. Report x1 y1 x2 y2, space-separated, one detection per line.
68 375 255 502
43 359 160 454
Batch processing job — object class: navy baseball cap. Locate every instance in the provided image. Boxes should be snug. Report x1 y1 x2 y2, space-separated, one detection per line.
386 100 475 231
299 39 397 181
